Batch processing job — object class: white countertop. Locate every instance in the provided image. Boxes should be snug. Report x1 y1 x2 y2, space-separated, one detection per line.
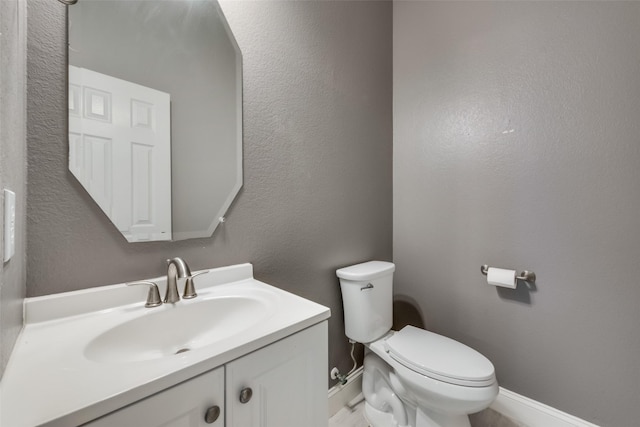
0 263 330 427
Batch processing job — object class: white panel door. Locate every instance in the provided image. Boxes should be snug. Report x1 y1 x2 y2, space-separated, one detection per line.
82 367 224 427
225 322 328 427
69 65 171 242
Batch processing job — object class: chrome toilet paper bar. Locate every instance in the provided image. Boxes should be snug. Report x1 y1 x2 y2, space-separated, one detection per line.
480 265 536 282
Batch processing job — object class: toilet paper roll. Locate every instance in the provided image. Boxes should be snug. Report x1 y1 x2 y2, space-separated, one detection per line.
486 267 517 289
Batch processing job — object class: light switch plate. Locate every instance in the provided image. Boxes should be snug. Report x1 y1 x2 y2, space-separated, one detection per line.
4 189 16 262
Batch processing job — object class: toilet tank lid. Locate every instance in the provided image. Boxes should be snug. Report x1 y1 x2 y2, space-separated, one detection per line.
336 261 395 281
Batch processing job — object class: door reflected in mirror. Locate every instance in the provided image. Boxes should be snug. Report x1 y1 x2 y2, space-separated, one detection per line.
68 0 242 242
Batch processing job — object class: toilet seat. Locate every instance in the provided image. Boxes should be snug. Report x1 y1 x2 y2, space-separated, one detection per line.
384 326 496 387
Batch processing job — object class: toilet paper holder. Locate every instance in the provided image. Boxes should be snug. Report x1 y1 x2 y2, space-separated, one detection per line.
480 265 536 282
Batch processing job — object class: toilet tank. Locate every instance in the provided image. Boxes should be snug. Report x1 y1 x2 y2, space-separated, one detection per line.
336 261 395 343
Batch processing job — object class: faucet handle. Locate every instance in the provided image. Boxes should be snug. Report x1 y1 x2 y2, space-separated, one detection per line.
126 281 163 308
183 270 208 300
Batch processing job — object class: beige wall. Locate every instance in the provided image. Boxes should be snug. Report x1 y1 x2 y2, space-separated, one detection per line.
26 0 392 379
394 2 640 426
0 0 27 376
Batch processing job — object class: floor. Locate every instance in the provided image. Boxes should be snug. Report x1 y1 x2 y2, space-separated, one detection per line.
328 397 525 427
329 397 369 427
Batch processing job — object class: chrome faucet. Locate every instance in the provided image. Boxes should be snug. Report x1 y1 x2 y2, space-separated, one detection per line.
165 257 192 303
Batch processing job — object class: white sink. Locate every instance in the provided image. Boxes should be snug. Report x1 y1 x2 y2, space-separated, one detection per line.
85 294 275 363
1 263 331 427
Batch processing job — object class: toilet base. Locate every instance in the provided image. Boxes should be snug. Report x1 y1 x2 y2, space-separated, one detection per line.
365 401 409 427
364 401 471 427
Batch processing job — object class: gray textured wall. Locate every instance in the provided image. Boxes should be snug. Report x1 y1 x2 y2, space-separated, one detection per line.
0 0 27 376
27 0 392 380
394 2 640 426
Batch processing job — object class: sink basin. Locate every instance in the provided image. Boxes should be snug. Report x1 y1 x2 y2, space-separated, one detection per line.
1 263 331 427
85 294 275 363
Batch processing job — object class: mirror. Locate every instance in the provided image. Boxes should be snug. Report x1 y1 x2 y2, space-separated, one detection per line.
68 0 242 242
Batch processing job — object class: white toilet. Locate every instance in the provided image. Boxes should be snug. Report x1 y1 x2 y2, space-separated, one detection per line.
336 261 498 427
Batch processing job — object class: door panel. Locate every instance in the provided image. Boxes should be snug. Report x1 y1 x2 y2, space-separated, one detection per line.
69 65 171 242
225 323 328 427
82 367 224 427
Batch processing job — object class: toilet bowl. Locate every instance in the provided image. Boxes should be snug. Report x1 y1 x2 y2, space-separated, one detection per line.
336 261 498 427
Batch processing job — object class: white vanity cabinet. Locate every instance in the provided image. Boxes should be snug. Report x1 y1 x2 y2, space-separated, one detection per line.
82 322 327 427
226 322 328 427
83 366 225 427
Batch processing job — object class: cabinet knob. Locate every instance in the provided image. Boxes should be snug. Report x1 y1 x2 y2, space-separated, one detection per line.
204 405 220 424
239 387 253 404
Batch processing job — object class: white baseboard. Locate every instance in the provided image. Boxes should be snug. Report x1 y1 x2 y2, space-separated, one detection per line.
492 387 600 427
328 366 364 417
327 371 599 427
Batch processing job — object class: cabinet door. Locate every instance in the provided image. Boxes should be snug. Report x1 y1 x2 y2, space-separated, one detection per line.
83 367 224 427
225 322 328 427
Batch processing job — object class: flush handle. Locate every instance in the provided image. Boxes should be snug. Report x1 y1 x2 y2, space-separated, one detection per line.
204 405 220 423
360 283 374 291
239 387 253 403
